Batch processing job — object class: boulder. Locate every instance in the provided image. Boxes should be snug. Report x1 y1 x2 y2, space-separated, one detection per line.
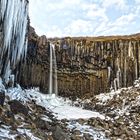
52 126 70 140
0 90 5 106
34 117 50 130
8 100 29 115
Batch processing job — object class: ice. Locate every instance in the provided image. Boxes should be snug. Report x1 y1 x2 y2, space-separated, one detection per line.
0 125 41 140
67 122 109 140
0 125 16 140
0 77 5 90
3 61 11 84
96 89 122 104
0 0 28 80
25 89 105 120
4 85 105 120
17 128 41 140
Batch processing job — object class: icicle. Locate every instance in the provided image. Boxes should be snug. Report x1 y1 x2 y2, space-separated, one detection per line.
3 61 11 84
0 0 28 79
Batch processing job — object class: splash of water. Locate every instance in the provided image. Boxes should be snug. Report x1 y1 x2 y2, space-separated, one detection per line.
49 44 58 95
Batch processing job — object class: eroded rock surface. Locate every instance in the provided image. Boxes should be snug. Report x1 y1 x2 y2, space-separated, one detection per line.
17 28 140 97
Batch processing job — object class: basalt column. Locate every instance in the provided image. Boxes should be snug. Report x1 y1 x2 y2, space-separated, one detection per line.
18 32 140 97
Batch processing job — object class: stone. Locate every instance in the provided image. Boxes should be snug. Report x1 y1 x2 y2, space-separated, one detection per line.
71 135 84 140
8 100 29 116
15 134 27 140
17 31 140 97
0 90 5 106
77 118 86 125
34 117 50 130
83 133 93 140
73 129 81 135
52 126 70 140
0 106 3 116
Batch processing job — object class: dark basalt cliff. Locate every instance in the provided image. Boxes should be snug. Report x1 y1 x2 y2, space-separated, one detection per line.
17 27 140 97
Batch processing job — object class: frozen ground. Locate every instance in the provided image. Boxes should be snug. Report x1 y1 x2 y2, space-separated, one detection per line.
0 81 108 140
1 78 139 140
6 86 105 120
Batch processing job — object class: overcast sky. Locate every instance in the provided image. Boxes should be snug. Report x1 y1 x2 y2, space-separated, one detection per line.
29 0 140 37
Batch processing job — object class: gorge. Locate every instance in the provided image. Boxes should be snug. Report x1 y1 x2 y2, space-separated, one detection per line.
0 0 140 140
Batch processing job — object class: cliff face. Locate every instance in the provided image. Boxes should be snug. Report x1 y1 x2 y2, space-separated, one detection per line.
18 27 140 97
0 0 28 85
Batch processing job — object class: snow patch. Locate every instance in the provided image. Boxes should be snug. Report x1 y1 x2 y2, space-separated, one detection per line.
25 89 105 120
67 121 109 140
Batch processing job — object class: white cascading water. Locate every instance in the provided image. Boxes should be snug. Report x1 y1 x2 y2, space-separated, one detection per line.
0 0 28 83
49 44 58 95
107 66 111 81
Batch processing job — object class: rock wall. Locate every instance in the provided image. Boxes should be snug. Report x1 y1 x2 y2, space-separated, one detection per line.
17 28 140 97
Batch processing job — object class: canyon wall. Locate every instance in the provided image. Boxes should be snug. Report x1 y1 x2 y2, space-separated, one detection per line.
17 27 140 97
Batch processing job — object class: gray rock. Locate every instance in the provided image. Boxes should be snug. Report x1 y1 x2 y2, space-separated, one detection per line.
8 100 29 115
52 126 70 140
34 117 50 130
0 90 5 106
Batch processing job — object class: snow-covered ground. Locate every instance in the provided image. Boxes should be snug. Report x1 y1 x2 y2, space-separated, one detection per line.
67 121 109 140
6 86 105 120
0 81 108 140
1 78 139 140
0 125 41 140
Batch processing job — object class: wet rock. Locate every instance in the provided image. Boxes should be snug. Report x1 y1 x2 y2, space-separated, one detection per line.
8 100 29 116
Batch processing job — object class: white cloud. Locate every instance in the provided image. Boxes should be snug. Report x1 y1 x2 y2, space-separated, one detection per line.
65 19 93 36
114 13 136 26
94 13 137 35
135 0 140 4
29 0 140 37
101 0 128 11
46 26 64 37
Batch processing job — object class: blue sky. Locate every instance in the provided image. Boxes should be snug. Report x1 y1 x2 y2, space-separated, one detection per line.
29 0 140 37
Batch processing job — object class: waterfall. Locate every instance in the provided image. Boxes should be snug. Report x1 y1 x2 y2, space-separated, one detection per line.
0 0 28 83
49 44 58 95
107 66 111 81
